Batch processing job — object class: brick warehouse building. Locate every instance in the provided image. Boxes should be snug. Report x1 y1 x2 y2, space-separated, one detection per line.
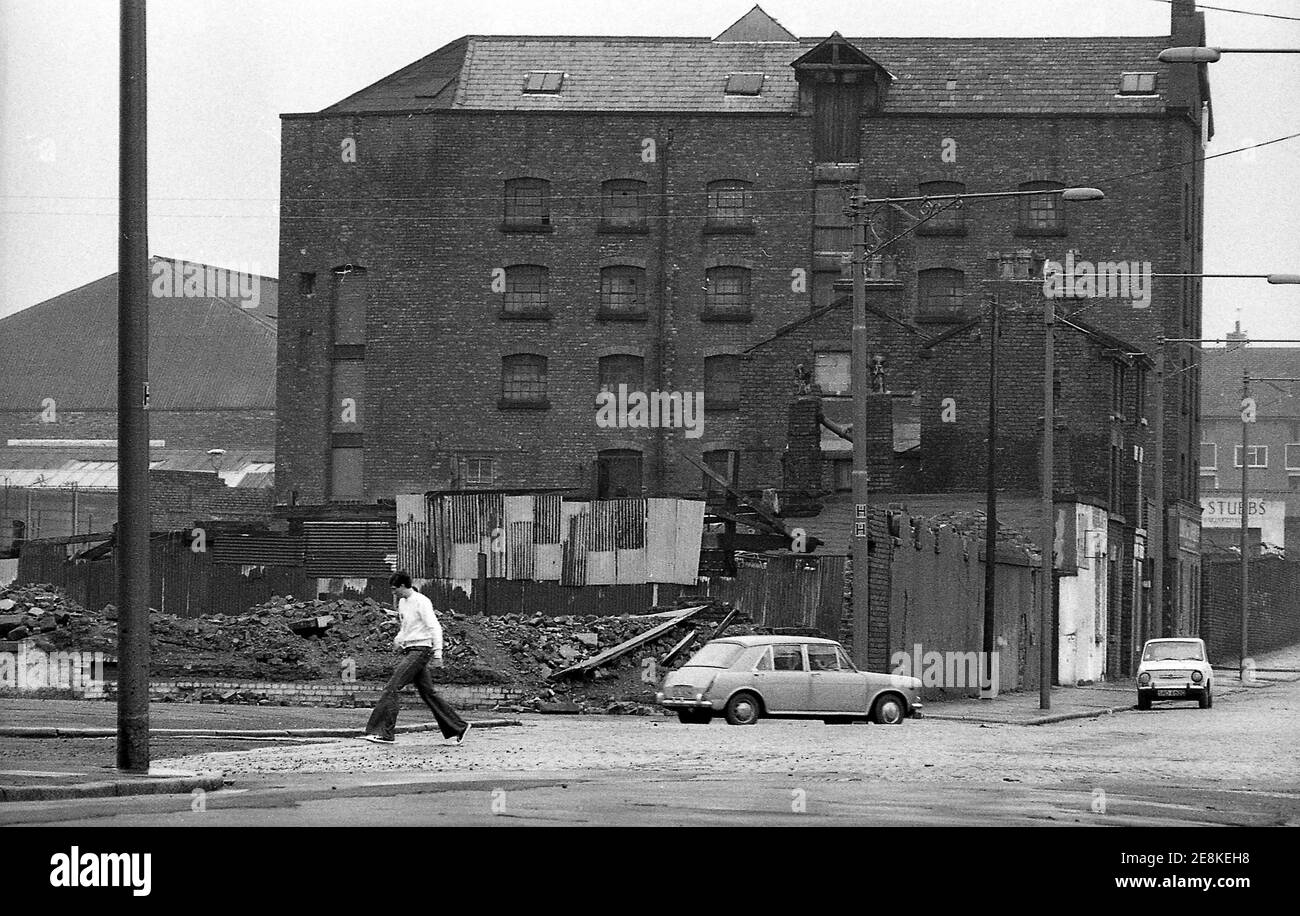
276 5 1210 633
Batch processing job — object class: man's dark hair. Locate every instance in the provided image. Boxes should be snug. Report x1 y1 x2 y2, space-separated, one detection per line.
389 571 413 589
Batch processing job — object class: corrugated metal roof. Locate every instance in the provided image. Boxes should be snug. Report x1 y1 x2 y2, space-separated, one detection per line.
0 258 277 411
212 533 305 567
303 521 399 578
0 449 274 490
323 32 1173 115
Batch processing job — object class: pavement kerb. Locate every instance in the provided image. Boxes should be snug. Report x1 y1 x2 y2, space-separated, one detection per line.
923 705 1133 726
0 718 522 740
0 772 225 804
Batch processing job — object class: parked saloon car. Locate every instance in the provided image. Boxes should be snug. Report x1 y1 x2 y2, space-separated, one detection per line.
1136 637 1214 710
656 635 923 726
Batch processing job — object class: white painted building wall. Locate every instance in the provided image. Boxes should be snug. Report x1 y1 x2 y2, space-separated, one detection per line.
1056 503 1108 685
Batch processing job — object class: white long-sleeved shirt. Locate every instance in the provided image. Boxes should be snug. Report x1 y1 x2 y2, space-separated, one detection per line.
395 591 443 654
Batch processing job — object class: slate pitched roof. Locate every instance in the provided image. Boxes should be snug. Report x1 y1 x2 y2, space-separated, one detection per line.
0 258 278 411
318 20 1175 116
1201 345 1300 418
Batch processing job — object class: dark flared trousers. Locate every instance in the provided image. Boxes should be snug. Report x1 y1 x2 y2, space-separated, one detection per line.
365 647 467 741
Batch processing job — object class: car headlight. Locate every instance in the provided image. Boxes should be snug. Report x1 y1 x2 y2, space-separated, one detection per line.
1138 672 1151 686
1191 670 1203 683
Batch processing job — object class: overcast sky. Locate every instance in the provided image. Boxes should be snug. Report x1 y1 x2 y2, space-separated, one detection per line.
1 0 1298 343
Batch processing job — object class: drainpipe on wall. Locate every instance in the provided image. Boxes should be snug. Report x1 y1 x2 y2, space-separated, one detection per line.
654 124 674 495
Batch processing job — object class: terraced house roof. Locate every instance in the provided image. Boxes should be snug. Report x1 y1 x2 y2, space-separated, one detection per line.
319 7 1175 117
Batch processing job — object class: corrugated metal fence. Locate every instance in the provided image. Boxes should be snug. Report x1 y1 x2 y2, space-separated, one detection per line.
412 493 703 585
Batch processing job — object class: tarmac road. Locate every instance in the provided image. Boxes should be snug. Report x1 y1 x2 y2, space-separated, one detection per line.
2 675 1296 827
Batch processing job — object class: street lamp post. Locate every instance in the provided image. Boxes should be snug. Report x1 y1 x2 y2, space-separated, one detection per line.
1159 47 1300 63
1239 362 1250 679
983 292 999 699
844 184 1102 701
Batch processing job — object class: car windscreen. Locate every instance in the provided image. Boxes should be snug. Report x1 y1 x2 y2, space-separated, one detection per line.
684 643 746 669
1142 642 1204 662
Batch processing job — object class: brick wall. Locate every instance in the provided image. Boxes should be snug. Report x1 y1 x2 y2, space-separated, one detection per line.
278 111 812 504
149 470 274 529
104 678 528 710
1200 557 1300 662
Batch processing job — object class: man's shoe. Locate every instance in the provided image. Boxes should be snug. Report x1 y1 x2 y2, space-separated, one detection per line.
362 733 395 744
455 722 472 745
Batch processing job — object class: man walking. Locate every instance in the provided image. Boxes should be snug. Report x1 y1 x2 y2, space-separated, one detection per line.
361 571 471 745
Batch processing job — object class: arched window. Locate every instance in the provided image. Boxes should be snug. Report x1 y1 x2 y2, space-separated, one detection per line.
601 179 648 231
503 177 551 229
599 266 647 315
503 264 549 315
598 354 644 396
500 354 548 406
706 179 754 231
704 266 752 318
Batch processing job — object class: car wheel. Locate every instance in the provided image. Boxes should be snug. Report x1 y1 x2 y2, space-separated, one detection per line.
1137 692 1151 710
871 694 905 725
677 710 712 724
1199 686 1212 709
724 692 761 726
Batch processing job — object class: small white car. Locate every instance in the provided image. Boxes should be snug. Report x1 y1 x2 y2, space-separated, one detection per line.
1136 637 1213 710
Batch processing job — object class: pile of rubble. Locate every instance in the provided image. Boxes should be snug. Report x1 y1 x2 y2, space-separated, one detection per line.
0 584 88 642
0 584 756 711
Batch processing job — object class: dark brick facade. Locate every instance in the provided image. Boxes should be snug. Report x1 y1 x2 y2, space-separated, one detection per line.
277 114 1201 511
274 10 1208 628
278 111 815 504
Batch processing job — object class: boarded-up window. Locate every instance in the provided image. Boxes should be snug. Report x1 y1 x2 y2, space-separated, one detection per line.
331 360 365 431
602 179 647 230
333 266 367 346
331 447 363 500
813 184 851 252
814 351 850 395
598 354 644 394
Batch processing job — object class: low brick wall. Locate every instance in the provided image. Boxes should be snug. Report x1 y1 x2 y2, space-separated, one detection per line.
102 679 529 709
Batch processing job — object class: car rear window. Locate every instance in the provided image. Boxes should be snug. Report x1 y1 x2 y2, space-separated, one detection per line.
1142 642 1204 662
685 643 745 669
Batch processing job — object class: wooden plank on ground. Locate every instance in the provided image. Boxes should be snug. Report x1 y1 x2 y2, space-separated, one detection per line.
549 605 710 679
